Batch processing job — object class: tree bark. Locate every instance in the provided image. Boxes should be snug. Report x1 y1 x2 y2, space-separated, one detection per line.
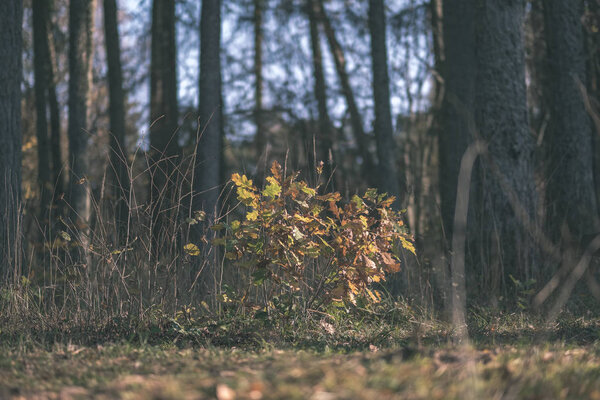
149 0 179 251
315 0 376 183
194 0 223 297
253 0 267 180
307 0 334 183
46 8 64 200
103 0 130 242
0 0 23 284
196 0 222 218
68 0 96 229
368 0 401 204
33 0 52 222
473 0 539 292
439 0 476 245
543 0 599 242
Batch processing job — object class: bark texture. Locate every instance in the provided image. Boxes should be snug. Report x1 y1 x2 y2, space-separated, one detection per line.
194 0 223 298
103 0 130 241
196 0 222 217
439 0 476 244
46 10 64 199
68 0 95 227
149 0 179 250
0 0 23 283
254 0 267 180
33 0 52 221
308 0 334 182
368 0 401 204
473 0 539 291
543 0 599 241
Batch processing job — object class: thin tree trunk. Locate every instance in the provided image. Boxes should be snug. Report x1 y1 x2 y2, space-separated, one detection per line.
543 0 599 242
307 0 334 183
33 0 52 223
253 0 267 180
149 0 179 252
196 0 222 216
45 4 64 200
194 0 223 297
368 0 401 204
314 0 376 183
103 0 129 242
0 0 23 284
473 0 538 294
68 0 95 230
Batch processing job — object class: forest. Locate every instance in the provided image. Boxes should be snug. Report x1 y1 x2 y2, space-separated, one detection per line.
2 0 600 398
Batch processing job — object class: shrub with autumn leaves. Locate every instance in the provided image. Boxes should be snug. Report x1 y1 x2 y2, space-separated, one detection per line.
198 161 414 310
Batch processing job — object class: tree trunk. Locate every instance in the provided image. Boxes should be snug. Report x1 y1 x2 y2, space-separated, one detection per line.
196 0 222 217
543 0 599 242
103 0 130 242
315 0 376 183
368 0 401 204
253 0 267 180
473 0 538 293
68 0 95 229
0 0 23 284
194 0 223 297
307 0 334 183
46 8 64 200
439 0 476 245
585 0 600 212
149 0 179 251
33 0 52 223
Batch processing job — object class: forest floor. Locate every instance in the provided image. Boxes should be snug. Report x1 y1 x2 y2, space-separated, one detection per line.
2 304 600 399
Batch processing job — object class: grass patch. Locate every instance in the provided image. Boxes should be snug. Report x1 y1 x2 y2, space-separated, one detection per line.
2 306 600 399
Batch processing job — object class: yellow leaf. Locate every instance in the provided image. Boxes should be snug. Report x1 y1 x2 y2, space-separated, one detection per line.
194 210 206 221
59 231 71 242
366 288 380 303
247 210 259 221
348 281 359 295
293 214 312 223
400 236 416 255
184 243 201 256
263 180 281 198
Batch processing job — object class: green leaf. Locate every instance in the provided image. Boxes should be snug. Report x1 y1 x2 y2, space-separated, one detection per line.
364 188 378 200
252 269 269 285
352 195 365 210
211 223 226 231
292 226 305 241
263 180 282 198
300 185 316 197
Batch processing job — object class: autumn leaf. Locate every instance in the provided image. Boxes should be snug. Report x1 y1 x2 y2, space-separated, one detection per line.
270 160 283 181
194 210 207 221
401 236 416 255
59 231 72 242
247 210 259 221
184 243 200 256
263 179 281 198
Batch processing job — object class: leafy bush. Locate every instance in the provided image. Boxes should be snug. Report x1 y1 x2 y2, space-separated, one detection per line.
209 161 414 310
